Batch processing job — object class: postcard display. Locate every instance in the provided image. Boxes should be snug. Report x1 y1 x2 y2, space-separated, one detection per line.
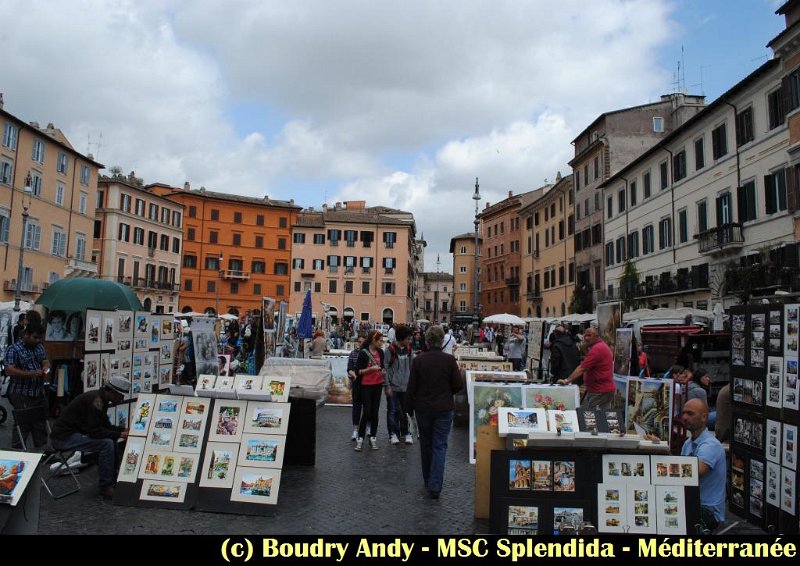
729 304 799 534
114 391 291 515
490 449 700 535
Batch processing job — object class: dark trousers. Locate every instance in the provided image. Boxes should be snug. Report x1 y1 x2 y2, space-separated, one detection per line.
509 358 524 371
52 433 117 487
10 394 49 449
386 391 408 436
358 384 383 439
416 410 453 494
351 400 363 427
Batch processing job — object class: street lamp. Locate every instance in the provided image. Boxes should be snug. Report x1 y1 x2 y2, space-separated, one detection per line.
215 253 224 316
472 177 481 324
13 173 33 312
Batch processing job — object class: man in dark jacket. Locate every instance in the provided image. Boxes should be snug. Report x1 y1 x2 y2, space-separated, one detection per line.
549 325 581 383
405 326 464 499
51 376 130 499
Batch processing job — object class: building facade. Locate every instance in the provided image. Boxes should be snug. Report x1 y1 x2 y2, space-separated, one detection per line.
520 174 575 319
479 189 541 317
288 201 417 325
449 232 482 325
602 58 797 309
570 95 706 309
149 183 300 315
420 272 453 325
94 176 183 312
0 104 102 303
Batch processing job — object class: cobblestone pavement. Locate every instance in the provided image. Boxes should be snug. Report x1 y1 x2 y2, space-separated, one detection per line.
0 396 768 535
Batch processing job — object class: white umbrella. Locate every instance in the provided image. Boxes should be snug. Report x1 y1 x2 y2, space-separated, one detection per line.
416 319 430 324
175 311 204 318
219 313 238 321
482 313 526 325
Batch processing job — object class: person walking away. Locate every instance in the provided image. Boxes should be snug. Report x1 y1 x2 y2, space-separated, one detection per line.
11 313 26 344
405 326 464 499
441 325 457 356
4 323 51 450
50 376 131 498
557 326 615 409
354 330 386 451
506 326 527 372
385 325 414 445
549 324 580 383
680 399 726 532
310 330 327 357
346 335 366 440
495 330 505 357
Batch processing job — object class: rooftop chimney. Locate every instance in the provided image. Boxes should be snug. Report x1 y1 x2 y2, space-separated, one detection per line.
322 203 328 211
508 190 513 198
47 122 54 130
184 181 190 191
0 93 4 109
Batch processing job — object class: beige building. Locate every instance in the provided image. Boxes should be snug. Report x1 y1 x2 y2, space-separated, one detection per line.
94 175 183 313
0 102 102 303
520 174 575 319
420 271 453 325
449 232 482 324
289 201 417 325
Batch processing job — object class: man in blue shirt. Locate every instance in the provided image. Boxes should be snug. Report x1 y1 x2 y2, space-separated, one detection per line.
680 398 726 532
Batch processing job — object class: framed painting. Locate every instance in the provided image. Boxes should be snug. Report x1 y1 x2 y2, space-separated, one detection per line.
101 313 116 350
602 454 651 484
196 375 217 393
154 395 182 416
597 301 622 348
83 353 100 392
766 461 780 508
160 342 173 364
766 357 783 410
784 358 799 411
135 312 150 338
507 458 532 490
469 382 524 464
84 310 102 351
238 434 286 469
553 460 577 492
597 483 627 533
116 310 134 340
147 423 176 451
159 366 172 387
466 371 527 405
115 403 130 429
171 453 200 483
767 419 782 464
139 450 176 480
208 399 248 442
655 486 686 535
174 399 210 454
230 467 282 505
784 424 797 471
650 455 699 486
235 375 264 392
547 410 579 434
552 506 585 535
781 467 796 515
262 376 292 403
0 451 43 506
160 315 174 340
139 479 186 503
243 401 291 436
130 393 156 436
625 377 673 441
199 442 240 489
626 484 656 534
116 438 146 483
497 408 548 436
613 328 633 377
785 304 799 357
523 384 580 411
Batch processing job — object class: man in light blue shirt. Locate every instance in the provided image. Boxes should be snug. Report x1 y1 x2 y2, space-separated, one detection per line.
680 398 727 532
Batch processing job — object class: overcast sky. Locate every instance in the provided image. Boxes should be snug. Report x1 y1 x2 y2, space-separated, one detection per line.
0 0 784 272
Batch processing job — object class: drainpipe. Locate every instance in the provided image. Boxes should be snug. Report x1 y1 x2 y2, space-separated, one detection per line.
619 175 629 301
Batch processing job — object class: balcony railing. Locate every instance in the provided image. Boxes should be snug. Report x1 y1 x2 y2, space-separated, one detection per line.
222 270 250 280
362 267 371 274
525 288 542 301
3 280 38 293
385 241 395 249
346 240 356 247
131 278 181 292
505 277 520 287
344 266 355 274
67 257 99 274
696 223 745 254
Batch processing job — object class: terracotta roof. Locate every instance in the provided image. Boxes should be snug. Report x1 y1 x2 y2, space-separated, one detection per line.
294 209 414 228
422 272 454 282
144 184 301 210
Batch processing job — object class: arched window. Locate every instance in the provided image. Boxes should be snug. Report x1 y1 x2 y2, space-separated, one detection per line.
382 308 394 324
181 305 193 313
143 298 152 312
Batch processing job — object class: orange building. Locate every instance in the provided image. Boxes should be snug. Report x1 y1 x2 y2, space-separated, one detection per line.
148 182 300 315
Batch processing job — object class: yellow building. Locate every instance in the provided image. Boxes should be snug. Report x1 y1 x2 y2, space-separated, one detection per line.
520 174 575 318
0 102 102 304
449 232 482 324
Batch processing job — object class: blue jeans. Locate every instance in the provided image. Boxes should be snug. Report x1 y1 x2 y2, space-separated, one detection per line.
52 432 118 487
416 410 453 494
386 391 408 437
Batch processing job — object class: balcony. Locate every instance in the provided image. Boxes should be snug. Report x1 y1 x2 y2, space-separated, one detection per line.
696 223 745 255
132 278 181 293
344 266 355 274
329 240 339 247
147 246 156 258
385 241 395 249
362 267 371 274
222 270 250 280
346 240 356 247
66 257 98 277
525 288 542 302
3 280 40 293
329 266 339 273
115 275 133 285
385 268 394 275
533 249 540 259
505 277 520 287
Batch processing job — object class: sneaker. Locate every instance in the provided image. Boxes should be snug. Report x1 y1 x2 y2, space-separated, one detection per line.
369 437 379 450
404 434 414 445
389 433 400 445
98 485 114 499
351 430 358 441
354 438 363 452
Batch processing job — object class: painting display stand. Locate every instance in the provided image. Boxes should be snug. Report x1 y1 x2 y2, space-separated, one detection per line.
0 466 41 535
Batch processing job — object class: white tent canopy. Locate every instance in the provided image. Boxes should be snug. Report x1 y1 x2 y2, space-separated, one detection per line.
0 301 34 312
482 313 526 325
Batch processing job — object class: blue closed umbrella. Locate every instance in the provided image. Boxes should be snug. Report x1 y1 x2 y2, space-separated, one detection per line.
297 290 314 339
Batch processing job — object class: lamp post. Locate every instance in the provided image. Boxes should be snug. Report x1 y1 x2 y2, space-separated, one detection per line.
472 177 481 325
215 253 223 316
13 173 33 312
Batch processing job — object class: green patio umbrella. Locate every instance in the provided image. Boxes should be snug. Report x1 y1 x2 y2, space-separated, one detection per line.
36 278 144 312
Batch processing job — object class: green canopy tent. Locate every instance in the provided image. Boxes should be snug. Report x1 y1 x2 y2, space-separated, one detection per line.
36 278 144 312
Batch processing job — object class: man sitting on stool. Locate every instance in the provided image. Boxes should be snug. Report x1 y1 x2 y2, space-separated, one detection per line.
680 398 726 532
50 376 130 499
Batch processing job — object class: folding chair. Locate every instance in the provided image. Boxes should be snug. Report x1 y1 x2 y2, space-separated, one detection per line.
12 405 81 499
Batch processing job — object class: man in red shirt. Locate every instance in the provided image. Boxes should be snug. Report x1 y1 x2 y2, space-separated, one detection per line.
557 326 615 409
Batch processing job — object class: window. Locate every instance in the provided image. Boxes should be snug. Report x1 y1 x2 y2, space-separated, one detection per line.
559 220 564 240
24 220 41 250
313 233 325 245
576 204 581 221
230 281 239 294
605 242 614 267
592 224 602 246
362 281 370 294
233 233 241 246
383 282 395 295
653 117 664 133
383 257 397 270
30 172 42 196
279 217 287 229
210 209 219 221
173 237 180 254
118 223 129 242
643 171 651 199
57 152 68 174
594 156 600 178
188 206 196 218
642 225 654 255
251 260 266 273
148 204 158 221
133 198 144 217
0 209 9 243
207 280 215 293
294 233 306 244
160 234 169 251
460 283 467 291
658 217 672 249
616 237 626 264
120 193 131 212
294 281 301 292
764 169 788 214
673 150 687 181
328 280 337 293
383 232 397 248
184 279 193 292
737 180 757 222
617 189 626 214
257 215 264 226
716 192 732 226
607 196 613 219
172 211 181 227
584 198 589 217
712 123 728 159
234 212 242 223
80 164 90 185
2 122 18 149
0 158 12 184
161 207 169 224
205 256 219 270
659 160 669 190
187 227 195 241
209 231 218 244
293 258 305 269
328 229 341 244
55 182 65 206
314 282 321 293
51 226 67 257
697 200 708 233
147 230 157 249
459 266 467 273
768 88 786 130
278 237 286 250
360 257 373 270
79 191 88 214
584 165 589 186
459 300 467 312
627 231 639 259
313 259 324 270
255 235 263 248
678 209 688 243
32 139 45 163
736 107 754 146
630 181 637 207
344 280 354 294
276 284 284 297
274 262 288 275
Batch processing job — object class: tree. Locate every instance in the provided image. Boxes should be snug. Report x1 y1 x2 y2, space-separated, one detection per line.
569 283 593 314
619 260 640 311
